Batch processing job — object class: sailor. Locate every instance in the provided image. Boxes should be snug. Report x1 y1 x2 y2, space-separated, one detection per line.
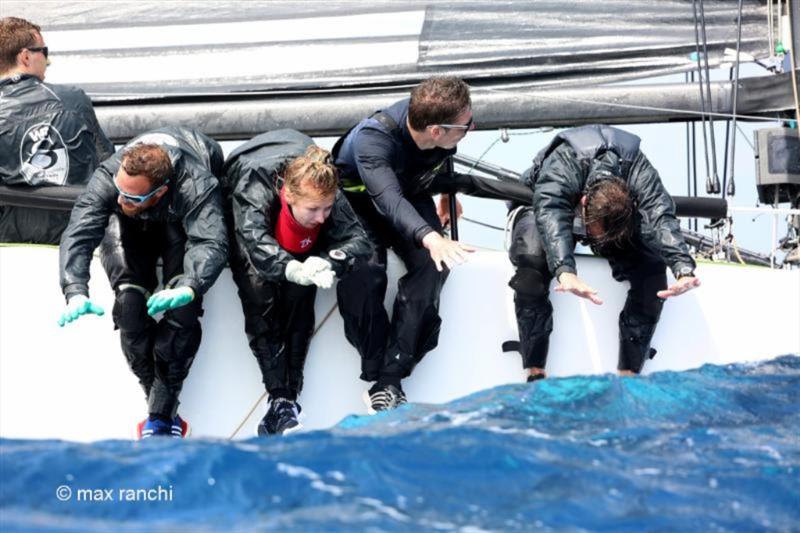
333 76 532 412
0 17 114 244
222 130 371 435
508 125 701 380
57 126 228 439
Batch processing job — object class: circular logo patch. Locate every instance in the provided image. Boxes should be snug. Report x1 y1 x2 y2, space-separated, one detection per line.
19 123 69 185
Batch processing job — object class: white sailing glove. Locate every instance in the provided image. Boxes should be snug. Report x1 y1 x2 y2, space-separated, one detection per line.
285 260 315 286
303 256 335 289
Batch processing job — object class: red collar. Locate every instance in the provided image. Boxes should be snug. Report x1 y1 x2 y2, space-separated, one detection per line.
274 187 321 254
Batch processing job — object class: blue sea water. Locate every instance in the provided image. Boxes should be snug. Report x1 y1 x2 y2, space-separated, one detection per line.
1 356 798 532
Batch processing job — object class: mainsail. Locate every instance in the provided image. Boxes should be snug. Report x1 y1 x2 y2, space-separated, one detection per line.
5 0 796 139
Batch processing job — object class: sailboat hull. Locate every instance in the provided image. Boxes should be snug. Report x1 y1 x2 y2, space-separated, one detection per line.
1 245 797 441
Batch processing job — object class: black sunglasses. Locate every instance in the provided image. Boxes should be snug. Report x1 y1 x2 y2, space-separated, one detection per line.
25 46 49 59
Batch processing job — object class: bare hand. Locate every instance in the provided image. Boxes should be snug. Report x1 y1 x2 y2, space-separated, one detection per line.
554 272 603 305
422 231 475 272
657 275 701 299
437 194 463 228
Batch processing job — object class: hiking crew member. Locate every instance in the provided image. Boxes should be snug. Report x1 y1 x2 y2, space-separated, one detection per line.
0 17 114 244
334 76 532 412
58 126 228 438
223 130 371 435
508 125 701 380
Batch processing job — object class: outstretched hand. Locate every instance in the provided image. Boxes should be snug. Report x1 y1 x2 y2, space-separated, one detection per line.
657 275 701 299
555 272 603 305
146 287 195 316
422 231 475 272
58 295 105 327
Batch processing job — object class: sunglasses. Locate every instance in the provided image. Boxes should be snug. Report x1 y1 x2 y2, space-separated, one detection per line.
439 117 474 131
114 179 169 204
25 46 49 59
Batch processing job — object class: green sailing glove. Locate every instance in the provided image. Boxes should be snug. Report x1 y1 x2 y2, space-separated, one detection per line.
146 287 195 316
58 295 105 327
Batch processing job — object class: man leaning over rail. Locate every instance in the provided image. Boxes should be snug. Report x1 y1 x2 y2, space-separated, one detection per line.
57 126 228 439
222 130 371 435
508 125 701 380
333 76 532 413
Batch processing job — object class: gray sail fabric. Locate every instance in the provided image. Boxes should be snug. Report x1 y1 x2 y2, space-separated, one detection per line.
5 0 770 99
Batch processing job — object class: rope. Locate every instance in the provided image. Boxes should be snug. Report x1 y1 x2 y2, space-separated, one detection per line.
461 215 506 232
227 301 340 440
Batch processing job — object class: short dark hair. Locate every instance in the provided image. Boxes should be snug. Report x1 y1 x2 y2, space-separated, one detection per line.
408 76 471 131
0 17 41 73
121 144 173 186
584 177 635 247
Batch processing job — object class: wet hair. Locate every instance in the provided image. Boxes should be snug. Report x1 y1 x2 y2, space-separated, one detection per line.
121 144 173 187
283 145 338 199
408 76 471 132
0 17 41 73
583 177 635 247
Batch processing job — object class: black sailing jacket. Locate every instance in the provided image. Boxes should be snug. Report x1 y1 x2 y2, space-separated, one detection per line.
223 129 371 280
522 125 695 279
59 126 228 300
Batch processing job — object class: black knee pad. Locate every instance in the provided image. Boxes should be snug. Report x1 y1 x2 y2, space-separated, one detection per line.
509 263 549 299
618 313 658 373
349 259 388 293
112 288 150 332
162 298 202 329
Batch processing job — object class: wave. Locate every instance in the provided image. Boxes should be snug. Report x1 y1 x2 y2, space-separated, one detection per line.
2 356 798 531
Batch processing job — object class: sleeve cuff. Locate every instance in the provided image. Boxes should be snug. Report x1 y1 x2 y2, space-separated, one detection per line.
554 265 577 280
323 248 352 276
63 283 89 303
173 277 202 295
671 263 695 279
414 225 437 247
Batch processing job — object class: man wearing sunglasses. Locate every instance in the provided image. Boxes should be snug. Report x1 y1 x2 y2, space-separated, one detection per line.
58 126 228 439
0 17 113 244
332 76 531 413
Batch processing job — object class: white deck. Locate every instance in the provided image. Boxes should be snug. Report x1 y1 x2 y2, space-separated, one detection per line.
1 245 798 442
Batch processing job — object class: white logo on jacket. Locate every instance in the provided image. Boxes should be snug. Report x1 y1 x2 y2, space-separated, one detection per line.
19 123 69 185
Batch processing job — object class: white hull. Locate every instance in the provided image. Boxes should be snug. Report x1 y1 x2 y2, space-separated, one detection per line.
1 245 798 442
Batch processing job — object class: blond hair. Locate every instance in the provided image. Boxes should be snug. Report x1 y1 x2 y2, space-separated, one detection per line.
283 145 338 199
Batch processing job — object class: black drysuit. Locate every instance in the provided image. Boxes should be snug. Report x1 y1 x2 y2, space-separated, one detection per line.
223 129 371 399
59 126 228 418
0 74 114 244
509 125 695 373
334 98 532 383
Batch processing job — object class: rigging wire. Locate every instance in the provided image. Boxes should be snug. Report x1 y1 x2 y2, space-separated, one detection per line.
691 0 714 194
699 0 722 194
768 0 775 58
721 68 732 198
685 74 695 233
727 0 745 198
788 1 800 126
689 72 700 231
